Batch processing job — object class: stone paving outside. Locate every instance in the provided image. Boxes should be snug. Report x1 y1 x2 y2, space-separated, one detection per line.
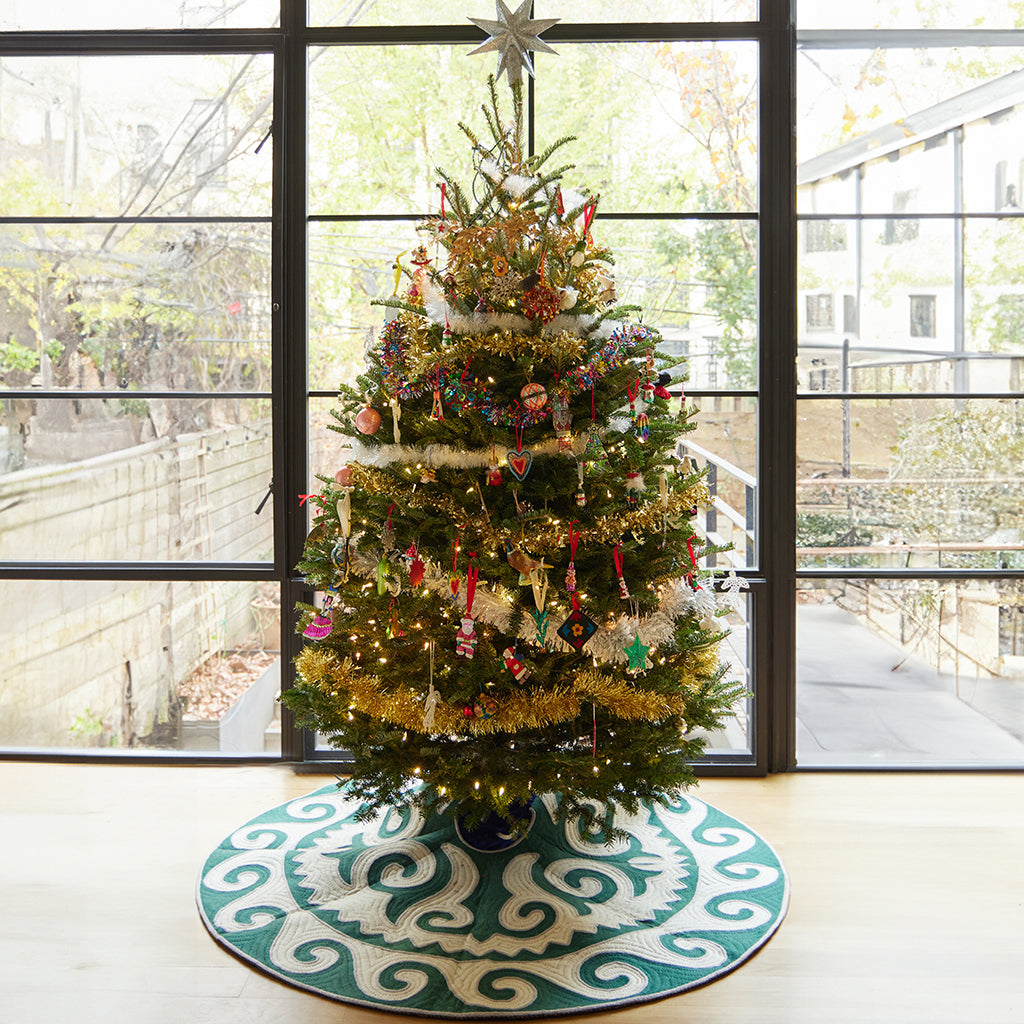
797 605 1024 766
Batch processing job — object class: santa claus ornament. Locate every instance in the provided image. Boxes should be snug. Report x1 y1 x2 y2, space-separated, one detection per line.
503 645 530 683
455 562 479 659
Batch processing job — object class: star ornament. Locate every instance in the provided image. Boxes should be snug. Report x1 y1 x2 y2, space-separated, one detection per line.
623 632 651 674
468 1 559 85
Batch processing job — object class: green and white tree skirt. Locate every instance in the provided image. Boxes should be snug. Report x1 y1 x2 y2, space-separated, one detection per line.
197 784 788 1016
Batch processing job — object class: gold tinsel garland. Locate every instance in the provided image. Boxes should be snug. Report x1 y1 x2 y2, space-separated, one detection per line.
348 463 711 552
295 648 722 736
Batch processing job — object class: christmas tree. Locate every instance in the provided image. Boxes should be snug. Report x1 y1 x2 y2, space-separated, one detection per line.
281 74 743 842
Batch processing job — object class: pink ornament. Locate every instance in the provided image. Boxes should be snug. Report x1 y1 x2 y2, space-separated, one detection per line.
355 406 382 435
520 382 548 412
334 465 352 486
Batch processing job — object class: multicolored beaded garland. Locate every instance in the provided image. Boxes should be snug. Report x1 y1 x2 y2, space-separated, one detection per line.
377 319 658 427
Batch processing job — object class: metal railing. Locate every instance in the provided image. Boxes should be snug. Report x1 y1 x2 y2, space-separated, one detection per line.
676 437 756 569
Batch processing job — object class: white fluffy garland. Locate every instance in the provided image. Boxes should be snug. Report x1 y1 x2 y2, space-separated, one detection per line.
420 276 617 340
341 434 579 470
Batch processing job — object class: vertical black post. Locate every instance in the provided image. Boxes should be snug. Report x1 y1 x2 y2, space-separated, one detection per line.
759 0 797 772
278 0 310 762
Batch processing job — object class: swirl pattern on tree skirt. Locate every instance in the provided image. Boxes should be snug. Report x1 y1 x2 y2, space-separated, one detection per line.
197 785 788 1017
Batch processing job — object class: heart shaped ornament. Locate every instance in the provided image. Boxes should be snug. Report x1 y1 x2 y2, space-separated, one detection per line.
506 449 532 480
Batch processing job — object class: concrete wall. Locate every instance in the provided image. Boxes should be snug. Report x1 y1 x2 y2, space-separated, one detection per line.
0 422 275 749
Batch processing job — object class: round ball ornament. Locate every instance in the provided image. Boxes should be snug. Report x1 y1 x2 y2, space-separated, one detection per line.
334 465 352 487
520 382 548 412
355 406 382 435
522 284 561 322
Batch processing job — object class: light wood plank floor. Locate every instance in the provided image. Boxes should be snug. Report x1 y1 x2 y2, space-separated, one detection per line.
1 764 1021 1024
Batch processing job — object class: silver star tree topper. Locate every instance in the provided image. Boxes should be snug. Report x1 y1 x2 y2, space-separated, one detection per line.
468 0 559 85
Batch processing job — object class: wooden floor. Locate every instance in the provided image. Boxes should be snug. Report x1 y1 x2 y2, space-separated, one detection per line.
1 764 1022 1024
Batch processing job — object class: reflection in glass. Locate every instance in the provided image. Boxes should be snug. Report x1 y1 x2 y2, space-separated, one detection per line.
0 578 281 753
0 223 272 394
0 54 273 218
797 398 1024 570
797 578 1024 766
536 42 758 215
0 399 274 562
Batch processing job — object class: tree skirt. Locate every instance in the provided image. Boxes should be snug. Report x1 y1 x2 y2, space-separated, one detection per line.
197 784 788 1017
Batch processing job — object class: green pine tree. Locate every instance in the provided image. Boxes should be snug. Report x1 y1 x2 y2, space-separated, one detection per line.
281 79 743 842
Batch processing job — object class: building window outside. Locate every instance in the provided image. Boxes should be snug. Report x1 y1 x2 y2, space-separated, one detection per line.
805 219 847 252
884 189 920 245
909 294 937 338
843 294 858 336
806 293 834 331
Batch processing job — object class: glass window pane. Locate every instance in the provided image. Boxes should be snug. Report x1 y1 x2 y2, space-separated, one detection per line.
0 578 281 753
797 577 1024 767
308 220 419 393
600 219 758 390
685 396 757 570
797 0 1023 29
797 46 1024 190
0 399 273 562
697 587 754 757
309 1 758 26
536 42 758 214
963 105 1024 214
798 219 962 393
308 46 486 217
310 217 758 392
0 54 273 218
0 0 278 30
797 398 1024 570
966 219 1024 365
536 1 757 20
0 222 272 393
308 1 475 26
309 395 353 487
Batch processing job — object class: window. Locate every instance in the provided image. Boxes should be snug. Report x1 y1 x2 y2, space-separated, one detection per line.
3 2 1019 776
909 295 937 338
884 189 920 245
806 294 834 331
796 7 1024 768
805 219 848 252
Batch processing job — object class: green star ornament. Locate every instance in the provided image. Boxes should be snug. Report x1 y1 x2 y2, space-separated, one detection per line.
468 0 559 85
623 632 651 674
